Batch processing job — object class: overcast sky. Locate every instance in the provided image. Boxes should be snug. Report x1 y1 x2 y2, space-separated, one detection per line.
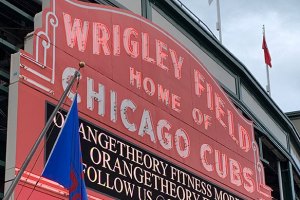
178 0 300 112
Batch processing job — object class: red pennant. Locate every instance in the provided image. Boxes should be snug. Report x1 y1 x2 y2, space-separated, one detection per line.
262 35 272 67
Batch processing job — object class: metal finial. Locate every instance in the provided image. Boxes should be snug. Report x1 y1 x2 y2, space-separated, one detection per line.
79 61 85 68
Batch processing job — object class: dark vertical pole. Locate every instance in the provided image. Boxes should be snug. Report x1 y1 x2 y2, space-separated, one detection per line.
277 161 284 200
281 161 296 200
141 0 151 20
288 162 296 200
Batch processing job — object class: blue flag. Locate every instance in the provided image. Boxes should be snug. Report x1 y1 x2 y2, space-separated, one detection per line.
42 95 88 200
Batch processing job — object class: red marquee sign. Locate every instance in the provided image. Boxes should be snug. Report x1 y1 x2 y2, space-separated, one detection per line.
6 0 272 199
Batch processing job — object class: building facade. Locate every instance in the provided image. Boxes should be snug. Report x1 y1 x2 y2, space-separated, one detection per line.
1 0 300 199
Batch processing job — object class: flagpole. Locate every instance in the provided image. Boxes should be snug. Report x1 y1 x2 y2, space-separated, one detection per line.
263 25 271 96
216 0 222 43
266 63 271 96
208 0 222 43
3 63 84 200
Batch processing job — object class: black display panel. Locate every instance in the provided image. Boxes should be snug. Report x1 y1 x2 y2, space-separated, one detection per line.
46 103 242 200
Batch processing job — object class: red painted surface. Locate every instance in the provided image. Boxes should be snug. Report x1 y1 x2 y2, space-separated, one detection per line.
11 0 272 199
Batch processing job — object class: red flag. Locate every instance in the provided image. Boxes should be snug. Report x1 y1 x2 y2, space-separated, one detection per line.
262 34 272 67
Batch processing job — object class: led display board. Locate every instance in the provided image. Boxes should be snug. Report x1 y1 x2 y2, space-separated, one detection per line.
46 103 242 200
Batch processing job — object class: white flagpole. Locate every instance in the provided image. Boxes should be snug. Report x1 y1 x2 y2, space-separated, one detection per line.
263 25 271 96
266 63 271 96
209 0 222 43
216 0 222 43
